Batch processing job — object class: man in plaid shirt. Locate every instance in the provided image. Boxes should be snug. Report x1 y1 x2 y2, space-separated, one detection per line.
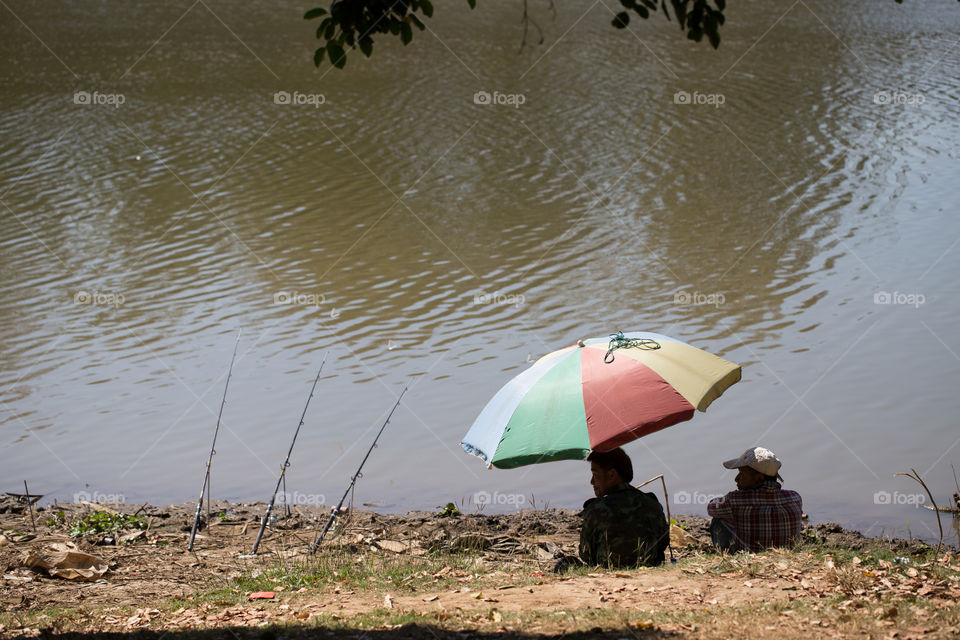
707 446 802 552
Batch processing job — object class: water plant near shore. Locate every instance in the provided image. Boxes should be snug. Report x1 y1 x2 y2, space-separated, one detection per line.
68 511 147 539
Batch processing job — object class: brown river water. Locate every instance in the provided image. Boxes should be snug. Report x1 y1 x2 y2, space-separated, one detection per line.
1 0 959 544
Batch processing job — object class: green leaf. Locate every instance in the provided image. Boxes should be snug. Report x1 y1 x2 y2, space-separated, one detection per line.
313 47 326 66
316 18 330 39
410 14 425 30
327 41 346 68
612 11 630 28
708 28 720 48
619 0 636 8
715 0 725 10
324 21 336 39
704 12 719 46
690 3 704 26
420 0 434 17
304 7 327 19
687 27 703 42
359 36 373 57
466 0 476 8
400 20 413 44
674 0 687 26
635 5 649 18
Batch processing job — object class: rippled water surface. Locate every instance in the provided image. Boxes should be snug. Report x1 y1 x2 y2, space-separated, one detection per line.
1 0 959 543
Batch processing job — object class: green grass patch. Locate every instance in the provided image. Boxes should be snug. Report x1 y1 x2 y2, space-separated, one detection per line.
162 546 494 613
69 511 147 538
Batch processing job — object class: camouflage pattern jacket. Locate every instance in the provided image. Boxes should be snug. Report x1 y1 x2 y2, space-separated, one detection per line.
579 482 669 567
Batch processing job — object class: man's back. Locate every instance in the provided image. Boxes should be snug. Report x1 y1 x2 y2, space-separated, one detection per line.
580 483 668 567
707 480 802 552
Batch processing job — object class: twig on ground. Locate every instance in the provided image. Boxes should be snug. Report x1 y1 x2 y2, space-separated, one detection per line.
895 467 942 555
636 473 675 563
24 481 36 532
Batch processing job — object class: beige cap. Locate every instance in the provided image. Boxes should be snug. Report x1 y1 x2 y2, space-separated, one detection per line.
723 446 783 480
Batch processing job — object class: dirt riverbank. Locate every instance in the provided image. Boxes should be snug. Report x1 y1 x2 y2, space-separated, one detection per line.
1 497 958 639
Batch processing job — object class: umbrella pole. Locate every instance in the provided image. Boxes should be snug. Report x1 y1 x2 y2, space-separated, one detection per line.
636 474 675 564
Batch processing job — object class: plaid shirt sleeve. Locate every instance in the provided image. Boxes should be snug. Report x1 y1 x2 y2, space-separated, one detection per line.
707 481 802 552
706 493 733 520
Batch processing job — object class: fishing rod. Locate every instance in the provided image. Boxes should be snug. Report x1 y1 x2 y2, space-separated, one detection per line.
188 329 242 552
251 355 327 554
309 386 407 554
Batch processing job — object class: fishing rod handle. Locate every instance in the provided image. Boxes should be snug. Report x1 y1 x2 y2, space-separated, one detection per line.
187 500 204 551
252 499 277 554
310 506 340 553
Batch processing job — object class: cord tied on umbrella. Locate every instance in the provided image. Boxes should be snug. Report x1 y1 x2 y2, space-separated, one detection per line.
604 331 660 363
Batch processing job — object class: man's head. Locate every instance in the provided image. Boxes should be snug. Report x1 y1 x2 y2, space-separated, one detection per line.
587 448 633 497
722 446 782 490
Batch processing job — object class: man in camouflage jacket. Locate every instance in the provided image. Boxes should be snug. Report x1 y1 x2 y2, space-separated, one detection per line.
579 448 669 567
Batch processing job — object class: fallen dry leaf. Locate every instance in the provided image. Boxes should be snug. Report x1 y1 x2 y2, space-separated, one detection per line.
376 540 410 553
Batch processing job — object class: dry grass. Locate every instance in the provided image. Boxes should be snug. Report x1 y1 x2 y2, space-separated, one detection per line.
3 502 959 639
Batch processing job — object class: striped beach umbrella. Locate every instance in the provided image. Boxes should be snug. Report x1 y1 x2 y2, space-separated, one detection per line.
461 331 741 469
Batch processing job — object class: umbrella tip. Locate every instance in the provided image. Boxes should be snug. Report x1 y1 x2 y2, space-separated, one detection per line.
577 339 585 348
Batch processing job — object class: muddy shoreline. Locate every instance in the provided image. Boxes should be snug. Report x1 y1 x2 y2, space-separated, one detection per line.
3 495 959 639
1 497 942 605
3 495 944 557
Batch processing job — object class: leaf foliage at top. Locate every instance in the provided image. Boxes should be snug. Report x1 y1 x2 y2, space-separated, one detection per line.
305 0 727 69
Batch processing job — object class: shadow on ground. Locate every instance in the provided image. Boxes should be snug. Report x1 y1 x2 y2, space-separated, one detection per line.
34 624 678 640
